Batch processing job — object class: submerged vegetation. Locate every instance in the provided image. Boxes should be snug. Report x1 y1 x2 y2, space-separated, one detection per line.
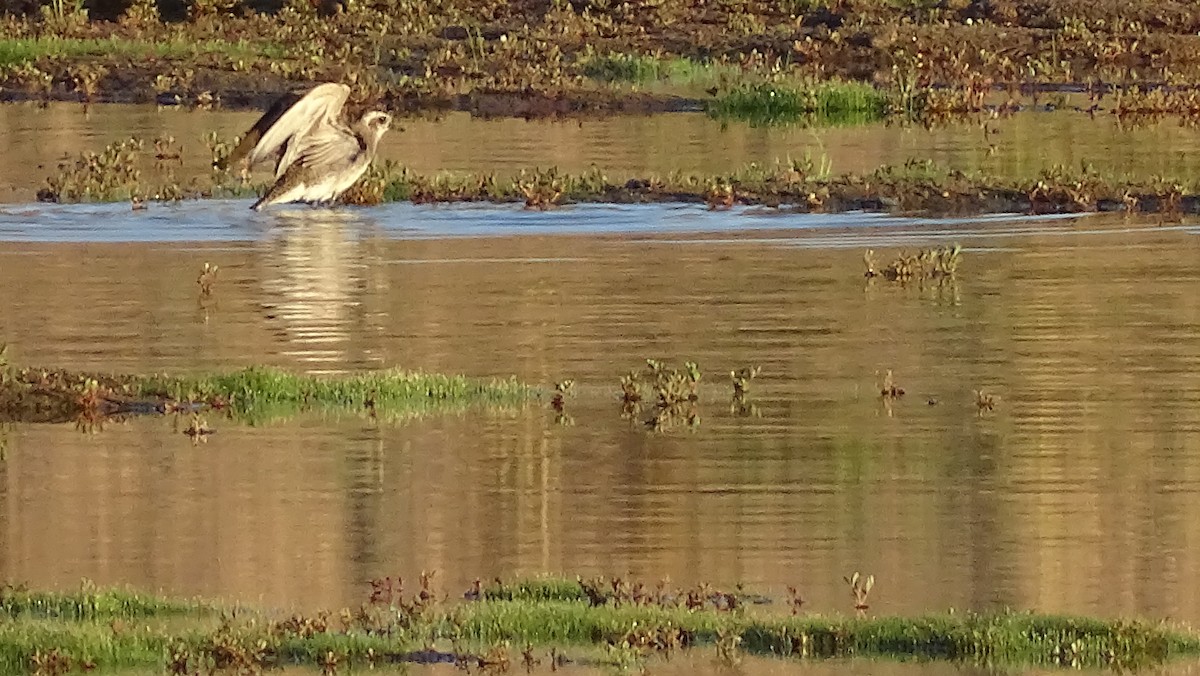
864 244 963 282
34 139 1200 218
619 359 703 432
0 577 1197 673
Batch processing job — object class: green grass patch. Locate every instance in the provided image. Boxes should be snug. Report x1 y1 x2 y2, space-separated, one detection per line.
0 583 212 621
482 577 591 603
0 584 1195 672
580 53 739 90
1 364 536 425
0 36 281 67
135 365 536 420
448 599 1200 670
708 80 890 126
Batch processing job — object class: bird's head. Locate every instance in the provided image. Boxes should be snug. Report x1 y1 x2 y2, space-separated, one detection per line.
360 110 392 141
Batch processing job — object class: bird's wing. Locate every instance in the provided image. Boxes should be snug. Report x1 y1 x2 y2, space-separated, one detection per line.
228 83 352 178
289 122 363 174
218 90 302 171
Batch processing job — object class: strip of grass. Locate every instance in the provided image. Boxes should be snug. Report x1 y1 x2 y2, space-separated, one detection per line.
482 576 592 603
0 364 537 425
452 601 1195 669
0 36 280 67
708 81 890 126
136 366 534 413
0 583 212 621
580 53 739 90
0 585 1195 672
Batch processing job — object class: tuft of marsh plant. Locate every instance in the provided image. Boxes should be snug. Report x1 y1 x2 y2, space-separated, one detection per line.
865 244 962 283
119 0 160 29
516 167 564 210
716 627 742 665
975 389 997 412
319 650 340 676
845 571 875 614
12 62 54 100
205 131 237 173
39 137 144 203
704 179 734 210
730 366 760 397
786 585 805 615
550 378 573 414
197 262 219 297
616 359 704 432
879 369 904 399
182 413 213 442
68 62 107 102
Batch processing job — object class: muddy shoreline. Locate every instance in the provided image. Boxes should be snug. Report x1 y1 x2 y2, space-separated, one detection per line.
6 0 1200 121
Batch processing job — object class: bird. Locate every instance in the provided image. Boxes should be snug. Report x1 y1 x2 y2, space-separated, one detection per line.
220 82 392 211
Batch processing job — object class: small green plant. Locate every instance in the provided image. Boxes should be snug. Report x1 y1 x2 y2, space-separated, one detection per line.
730 366 760 397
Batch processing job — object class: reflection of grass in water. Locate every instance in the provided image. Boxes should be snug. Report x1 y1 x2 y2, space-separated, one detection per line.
709 81 889 126
1 581 1197 672
0 36 282 67
136 365 535 421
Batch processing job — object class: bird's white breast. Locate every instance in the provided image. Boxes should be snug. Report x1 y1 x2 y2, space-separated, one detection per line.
273 162 372 206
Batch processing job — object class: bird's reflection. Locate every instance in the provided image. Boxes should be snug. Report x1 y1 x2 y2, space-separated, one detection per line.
258 208 379 373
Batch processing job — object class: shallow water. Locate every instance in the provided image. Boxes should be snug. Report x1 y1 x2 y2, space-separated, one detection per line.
6 103 1200 202
1 198 1199 643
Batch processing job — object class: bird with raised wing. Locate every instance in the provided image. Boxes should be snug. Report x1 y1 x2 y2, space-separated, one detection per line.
220 82 392 211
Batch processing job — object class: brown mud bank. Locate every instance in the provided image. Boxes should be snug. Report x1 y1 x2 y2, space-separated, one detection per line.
6 0 1200 120
0 68 707 117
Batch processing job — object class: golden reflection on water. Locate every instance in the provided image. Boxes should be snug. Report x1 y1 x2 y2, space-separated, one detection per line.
0 214 1199 627
259 210 374 373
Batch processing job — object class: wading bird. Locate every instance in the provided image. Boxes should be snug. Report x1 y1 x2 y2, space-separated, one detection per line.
221 82 392 211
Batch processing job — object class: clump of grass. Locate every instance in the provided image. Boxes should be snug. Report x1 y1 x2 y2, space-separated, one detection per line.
709 80 889 126
136 365 535 417
580 53 664 82
0 36 281 68
864 244 962 282
0 582 211 621
482 577 591 604
619 359 702 432
39 138 144 203
1 364 535 426
580 54 737 90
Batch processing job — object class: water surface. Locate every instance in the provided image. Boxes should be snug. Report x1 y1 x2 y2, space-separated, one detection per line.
6 103 1200 202
1 202 1199 636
